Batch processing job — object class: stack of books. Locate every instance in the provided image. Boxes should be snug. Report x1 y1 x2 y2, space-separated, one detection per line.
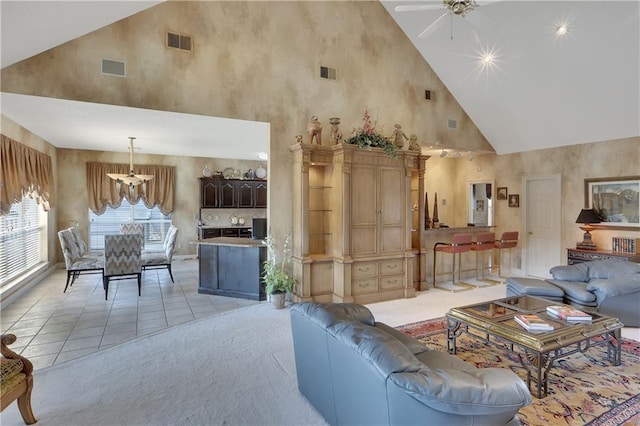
514 314 554 331
546 305 592 322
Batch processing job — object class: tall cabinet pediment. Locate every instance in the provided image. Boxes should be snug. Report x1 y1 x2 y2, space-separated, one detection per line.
290 142 426 304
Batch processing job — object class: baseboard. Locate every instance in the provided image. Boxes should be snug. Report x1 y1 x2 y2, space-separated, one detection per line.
0 263 58 309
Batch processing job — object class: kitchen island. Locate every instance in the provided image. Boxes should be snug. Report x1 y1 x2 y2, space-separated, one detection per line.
196 237 267 300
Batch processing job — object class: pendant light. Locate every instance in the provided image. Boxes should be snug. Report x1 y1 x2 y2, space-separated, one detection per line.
107 137 154 190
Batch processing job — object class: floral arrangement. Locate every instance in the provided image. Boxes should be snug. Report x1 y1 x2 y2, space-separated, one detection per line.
345 110 398 159
262 231 295 294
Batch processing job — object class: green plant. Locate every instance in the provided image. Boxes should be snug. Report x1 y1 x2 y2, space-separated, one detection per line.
262 231 295 294
345 110 398 159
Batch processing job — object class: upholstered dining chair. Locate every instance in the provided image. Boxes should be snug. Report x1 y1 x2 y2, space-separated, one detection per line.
142 225 178 283
103 234 142 300
58 228 103 292
119 223 144 249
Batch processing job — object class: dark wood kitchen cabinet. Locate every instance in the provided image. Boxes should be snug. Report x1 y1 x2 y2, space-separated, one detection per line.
200 178 267 209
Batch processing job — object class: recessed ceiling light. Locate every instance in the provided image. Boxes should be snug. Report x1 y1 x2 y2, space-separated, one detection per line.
555 24 568 36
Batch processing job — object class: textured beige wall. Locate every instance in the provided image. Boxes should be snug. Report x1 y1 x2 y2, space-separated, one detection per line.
1 0 491 247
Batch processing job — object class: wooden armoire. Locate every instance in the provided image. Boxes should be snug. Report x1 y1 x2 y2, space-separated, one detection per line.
290 142 427 304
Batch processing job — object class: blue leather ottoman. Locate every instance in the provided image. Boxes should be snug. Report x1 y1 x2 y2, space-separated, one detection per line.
506 277 565 302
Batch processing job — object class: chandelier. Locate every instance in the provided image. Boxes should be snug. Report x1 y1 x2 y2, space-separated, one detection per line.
107 137 154 189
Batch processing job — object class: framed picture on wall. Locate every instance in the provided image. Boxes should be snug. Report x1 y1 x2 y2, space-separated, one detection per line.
585 176 640 229
497 187 508 200
508 194 519 208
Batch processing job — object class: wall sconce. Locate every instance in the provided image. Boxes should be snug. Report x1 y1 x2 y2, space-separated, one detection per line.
575 208 600 250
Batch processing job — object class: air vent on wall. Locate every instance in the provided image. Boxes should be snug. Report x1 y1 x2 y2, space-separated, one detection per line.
101 59 126 77
320 66 337 80
447 119 457 129
167 32 192 52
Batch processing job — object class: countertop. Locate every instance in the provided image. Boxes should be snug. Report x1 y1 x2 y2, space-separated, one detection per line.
198 225 251 229
194 237 266 247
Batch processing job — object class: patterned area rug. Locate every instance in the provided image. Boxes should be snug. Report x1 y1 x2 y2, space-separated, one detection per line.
397 318 640 426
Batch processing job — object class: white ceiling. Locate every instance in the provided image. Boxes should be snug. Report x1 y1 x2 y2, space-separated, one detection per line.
1 1 639 158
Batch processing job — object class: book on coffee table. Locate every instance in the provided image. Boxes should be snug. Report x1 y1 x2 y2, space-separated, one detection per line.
546 305 592 322
514 314 554 331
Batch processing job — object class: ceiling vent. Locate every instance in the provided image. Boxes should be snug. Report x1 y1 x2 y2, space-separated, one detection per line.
101 59 126 77
320 66 337 80
167 32 192 52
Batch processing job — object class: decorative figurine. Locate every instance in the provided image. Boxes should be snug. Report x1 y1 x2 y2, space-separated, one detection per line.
391 123 408 148
307 116 323 145
408 134 421 152
432 192 440 229
329 117 343 145
295 134 303 144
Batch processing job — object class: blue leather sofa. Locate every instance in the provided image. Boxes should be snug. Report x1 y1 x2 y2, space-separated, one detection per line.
507 260 640 326
290 302 532 426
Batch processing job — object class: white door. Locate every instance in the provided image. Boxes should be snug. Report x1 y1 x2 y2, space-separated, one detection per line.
525 175 562 278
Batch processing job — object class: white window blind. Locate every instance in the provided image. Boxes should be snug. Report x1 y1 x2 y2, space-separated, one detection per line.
0 197 43 287
89 200 172 250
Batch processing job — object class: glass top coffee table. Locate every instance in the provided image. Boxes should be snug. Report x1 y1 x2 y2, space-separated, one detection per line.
446 295 624 398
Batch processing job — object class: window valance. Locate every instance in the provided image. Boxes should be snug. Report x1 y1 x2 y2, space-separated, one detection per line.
1 135 54 215
87 162 175 215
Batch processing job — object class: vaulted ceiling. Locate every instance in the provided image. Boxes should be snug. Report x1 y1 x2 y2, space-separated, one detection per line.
1 1 638 158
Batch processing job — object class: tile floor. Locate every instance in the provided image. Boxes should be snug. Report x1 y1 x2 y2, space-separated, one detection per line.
2 261 638 371
0 259 258 370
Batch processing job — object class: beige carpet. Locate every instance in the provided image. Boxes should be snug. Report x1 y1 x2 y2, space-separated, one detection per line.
0 304 326 426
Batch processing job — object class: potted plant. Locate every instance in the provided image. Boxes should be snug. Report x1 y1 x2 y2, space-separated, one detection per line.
262 231 295 309
345 110 398 159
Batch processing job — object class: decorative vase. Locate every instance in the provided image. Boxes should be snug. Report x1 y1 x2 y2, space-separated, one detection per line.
432 192 439 228
424 192 431 229
269 292 286 309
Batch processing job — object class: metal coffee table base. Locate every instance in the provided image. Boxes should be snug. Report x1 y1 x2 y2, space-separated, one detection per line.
446 318 622 398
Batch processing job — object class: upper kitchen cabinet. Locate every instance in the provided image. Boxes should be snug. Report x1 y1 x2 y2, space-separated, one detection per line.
200 178 267 208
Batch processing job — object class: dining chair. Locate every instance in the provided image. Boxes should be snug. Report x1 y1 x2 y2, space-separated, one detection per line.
103 234 142 300
142 225 179 283
120 223 144 249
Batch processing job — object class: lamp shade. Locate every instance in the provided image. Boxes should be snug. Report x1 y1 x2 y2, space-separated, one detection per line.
575 208 600 224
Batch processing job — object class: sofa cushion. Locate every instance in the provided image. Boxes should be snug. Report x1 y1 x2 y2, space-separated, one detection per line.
506 277 565 298
586 260 640 280
545 280 597 303
389 366 532 416
328 320 423 379
374 322 430 356
549 263 589 282
587 276 640 302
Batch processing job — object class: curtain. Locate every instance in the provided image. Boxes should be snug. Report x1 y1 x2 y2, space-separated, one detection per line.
1 135 55 215
87 162 175 215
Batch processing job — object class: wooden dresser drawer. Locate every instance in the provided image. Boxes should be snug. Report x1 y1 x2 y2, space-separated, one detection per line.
352 262 378 278
379 259 403 275
352 277 378 294
379 274 404 290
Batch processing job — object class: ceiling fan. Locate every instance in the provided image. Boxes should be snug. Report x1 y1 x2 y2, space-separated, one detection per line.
394 0 501 39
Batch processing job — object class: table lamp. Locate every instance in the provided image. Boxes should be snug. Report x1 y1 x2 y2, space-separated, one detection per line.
575 208 600 250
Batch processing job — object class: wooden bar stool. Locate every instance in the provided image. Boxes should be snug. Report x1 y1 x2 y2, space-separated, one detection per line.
494 231 519 278
433 233 473 291
471 232 498 284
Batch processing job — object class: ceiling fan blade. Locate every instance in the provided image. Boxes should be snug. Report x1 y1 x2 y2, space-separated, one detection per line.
394 4 444 12
417 11 449 38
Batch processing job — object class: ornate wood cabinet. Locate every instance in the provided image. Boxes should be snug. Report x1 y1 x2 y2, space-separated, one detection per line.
567 248 640 265
290 142 427 304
